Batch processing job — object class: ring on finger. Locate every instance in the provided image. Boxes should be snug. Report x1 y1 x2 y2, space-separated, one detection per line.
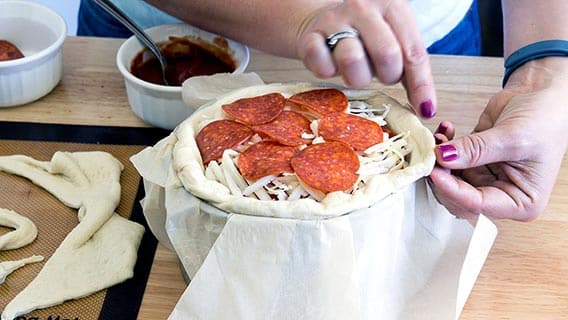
325 29 360 51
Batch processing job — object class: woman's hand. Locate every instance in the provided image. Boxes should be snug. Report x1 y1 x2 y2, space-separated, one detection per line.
429 57 568 221
295 0 437 118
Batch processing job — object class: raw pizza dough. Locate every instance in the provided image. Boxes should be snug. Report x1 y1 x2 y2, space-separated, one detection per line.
0 255 44 285
172 82 436 218
0 208 38 250
0 151 145 320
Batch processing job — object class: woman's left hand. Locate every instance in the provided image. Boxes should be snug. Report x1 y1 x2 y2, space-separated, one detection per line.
428 57 568 221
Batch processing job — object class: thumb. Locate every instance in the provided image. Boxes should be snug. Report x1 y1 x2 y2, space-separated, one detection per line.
435 126 521 170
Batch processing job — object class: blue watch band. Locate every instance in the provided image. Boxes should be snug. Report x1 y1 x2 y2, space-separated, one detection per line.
503 39 568 87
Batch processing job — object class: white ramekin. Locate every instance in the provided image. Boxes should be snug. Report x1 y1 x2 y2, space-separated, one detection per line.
116 23 250 130
0 1 67 107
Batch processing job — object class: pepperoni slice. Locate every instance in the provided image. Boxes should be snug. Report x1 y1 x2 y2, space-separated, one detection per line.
252 111 313 146
222 92 287 125
196 120 254 164
237 141 298 180
288 88 348 116
291 141 360 193
0 40 24 61
318 112 384 151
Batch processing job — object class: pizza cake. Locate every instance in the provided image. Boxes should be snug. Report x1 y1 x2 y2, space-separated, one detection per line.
172 83 435 219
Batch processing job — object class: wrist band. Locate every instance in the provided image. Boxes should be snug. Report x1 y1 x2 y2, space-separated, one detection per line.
503 39 568 87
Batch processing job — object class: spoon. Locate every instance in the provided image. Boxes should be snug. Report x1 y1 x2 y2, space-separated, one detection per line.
94 0 170 85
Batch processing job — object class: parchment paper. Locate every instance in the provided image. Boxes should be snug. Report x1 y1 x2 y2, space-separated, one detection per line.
131 138 497 320
130 74 498 319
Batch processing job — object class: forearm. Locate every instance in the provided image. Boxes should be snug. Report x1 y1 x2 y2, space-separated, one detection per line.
502 0 568 56
502 0 568 89
144 0 340 58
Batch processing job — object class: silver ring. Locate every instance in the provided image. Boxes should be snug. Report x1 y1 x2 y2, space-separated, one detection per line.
325 29 359 51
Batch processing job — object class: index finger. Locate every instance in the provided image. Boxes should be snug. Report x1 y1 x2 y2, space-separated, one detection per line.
384 0 437 118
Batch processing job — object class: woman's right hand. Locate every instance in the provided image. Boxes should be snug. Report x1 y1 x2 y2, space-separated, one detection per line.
296 0 437 119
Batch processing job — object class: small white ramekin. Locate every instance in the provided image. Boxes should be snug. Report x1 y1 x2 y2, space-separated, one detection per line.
0 1 67 107
116 23 250 130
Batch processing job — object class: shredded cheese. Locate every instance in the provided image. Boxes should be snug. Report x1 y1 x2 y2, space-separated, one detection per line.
221 150 248 196
243 175 276 197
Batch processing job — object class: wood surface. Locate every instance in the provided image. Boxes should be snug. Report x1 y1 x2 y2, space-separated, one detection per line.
1 36 567 319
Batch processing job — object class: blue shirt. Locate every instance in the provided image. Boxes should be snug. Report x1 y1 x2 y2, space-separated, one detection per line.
77 0 180 38
77 0 480 55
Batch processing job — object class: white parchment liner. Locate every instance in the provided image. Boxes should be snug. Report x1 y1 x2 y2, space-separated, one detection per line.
131 75 498 320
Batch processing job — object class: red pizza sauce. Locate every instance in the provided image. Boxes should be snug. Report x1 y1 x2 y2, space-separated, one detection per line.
0 40 24 61
130 36 236 86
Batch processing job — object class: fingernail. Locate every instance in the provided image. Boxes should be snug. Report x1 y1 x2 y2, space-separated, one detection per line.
436 122 448 135
439 144 458 162
420 100 436 118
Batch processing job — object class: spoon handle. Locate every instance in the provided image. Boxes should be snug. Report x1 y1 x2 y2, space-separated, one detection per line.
94 0 169 85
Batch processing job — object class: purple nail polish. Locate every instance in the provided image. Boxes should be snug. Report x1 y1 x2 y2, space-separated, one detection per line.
436 122 448 135
439 144 458 162
420 100 436 118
